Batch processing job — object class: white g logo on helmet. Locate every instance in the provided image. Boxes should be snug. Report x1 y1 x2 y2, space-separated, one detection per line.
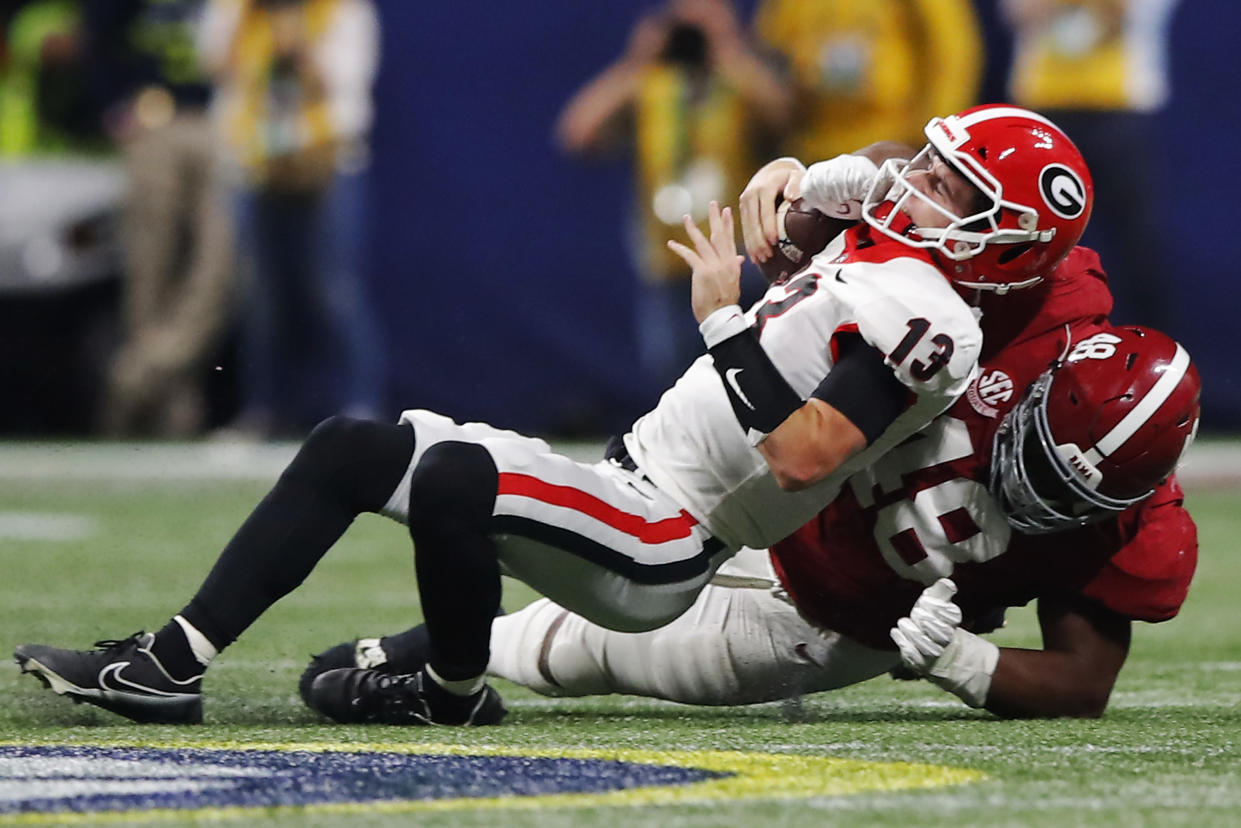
1040 164 1087 219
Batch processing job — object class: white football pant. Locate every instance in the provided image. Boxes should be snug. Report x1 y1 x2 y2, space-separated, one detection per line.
383 409 734 634
488 547 899 705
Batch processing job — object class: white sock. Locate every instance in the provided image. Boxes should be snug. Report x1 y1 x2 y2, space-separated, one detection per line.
425 663 485 697
173 615 219 667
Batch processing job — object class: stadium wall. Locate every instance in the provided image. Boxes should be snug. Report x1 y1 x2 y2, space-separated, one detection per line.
368 1 1240 436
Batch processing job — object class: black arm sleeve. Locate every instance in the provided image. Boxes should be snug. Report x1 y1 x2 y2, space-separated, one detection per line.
811 334 909 444
708 329 803 439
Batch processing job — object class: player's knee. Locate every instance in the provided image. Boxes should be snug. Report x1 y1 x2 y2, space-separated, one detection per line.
287 415 413 512
407 441 498 539
302 415 372 457
489 601 611 698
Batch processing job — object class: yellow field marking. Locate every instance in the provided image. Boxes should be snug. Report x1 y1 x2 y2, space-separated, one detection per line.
0 739 984 823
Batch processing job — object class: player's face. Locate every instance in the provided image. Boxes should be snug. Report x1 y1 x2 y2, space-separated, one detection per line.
899 151 985 230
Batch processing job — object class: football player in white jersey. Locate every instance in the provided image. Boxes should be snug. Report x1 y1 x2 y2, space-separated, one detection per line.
297 322 1200 719
296 112 1185 722
15 105 1089 727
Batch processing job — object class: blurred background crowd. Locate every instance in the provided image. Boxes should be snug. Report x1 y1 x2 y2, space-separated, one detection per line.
0 0 1234 441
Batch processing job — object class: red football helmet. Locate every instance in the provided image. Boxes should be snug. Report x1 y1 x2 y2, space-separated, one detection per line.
862 104 1094 294
991 326 1201 534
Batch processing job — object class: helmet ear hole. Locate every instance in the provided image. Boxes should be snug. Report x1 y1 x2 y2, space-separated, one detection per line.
997 243 1033 265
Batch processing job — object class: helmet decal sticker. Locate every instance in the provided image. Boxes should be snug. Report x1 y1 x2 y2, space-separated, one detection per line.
967 369 1015 417
1040 164 1087 219
1067 332 1123 362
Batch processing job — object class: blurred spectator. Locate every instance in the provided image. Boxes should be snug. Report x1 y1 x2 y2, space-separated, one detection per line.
1003 0 1179 331
0 0 101 156
555 0 790 401
83 0 234 438
199 0 385 438
753 0 982 161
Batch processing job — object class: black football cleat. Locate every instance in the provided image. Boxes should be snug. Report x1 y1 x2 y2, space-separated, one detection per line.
298 635 416 708
298 625 439 708
307 667 506 726
14 633 203 724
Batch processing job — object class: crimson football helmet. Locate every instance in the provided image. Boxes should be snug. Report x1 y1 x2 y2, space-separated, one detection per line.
991 326 1201 534
862 104 1094 294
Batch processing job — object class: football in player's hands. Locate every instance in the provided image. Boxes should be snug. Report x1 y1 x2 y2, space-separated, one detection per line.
759 197 855 285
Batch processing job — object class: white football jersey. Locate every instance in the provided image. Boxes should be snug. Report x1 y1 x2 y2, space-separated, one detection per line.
625 235 982 550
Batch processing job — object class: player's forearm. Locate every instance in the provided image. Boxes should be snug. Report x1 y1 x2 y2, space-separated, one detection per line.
975 598 1131 718
982 647 1115 719
697 308 863 488
758 400 865 490
896 590 1131 719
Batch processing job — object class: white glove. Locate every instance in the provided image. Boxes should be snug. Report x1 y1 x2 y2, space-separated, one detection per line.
891 578 963 670
797 154 880 220
891 578 1000 708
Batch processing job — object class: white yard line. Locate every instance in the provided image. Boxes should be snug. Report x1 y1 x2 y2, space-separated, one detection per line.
0 439 1236 485
0 512 97 540
0 440 610 482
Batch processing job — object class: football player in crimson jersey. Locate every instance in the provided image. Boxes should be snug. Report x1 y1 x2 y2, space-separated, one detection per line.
18 105 1096 727
295 258 1202 719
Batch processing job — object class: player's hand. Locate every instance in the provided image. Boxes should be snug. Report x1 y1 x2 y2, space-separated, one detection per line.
798 154 880 221
890 578 963 675
738 158 805 264
667 201 745 323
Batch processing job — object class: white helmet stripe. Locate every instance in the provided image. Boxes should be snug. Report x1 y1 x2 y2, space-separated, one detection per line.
953 106 1060 130
1083 343 1190 463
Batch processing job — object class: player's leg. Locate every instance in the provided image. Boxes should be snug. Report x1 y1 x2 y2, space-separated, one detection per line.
14 416 413 724
307 420 732 722
486 450 730 634
308 439 510 726
488 549 899 705
299 550 899 709
304 412 546 726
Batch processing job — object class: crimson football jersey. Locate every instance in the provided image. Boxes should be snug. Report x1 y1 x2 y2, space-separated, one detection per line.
769 248 1197 650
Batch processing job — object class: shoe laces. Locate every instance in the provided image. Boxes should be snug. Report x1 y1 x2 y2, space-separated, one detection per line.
90 633 145 651
365 672 428 719
373 672 418 695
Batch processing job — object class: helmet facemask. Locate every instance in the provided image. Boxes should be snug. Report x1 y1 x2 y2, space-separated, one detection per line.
990 369 1151 535
862 111 1076 295
865 146 1052 269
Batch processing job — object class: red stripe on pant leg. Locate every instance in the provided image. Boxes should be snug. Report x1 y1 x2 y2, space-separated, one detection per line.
497 473 696 543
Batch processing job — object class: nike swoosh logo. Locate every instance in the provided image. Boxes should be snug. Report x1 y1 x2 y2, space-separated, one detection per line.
98 661 172 698
835 269 847 284
724 368 755 410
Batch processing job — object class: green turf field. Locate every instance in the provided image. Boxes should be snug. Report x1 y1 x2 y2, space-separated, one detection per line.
1 441 1239 826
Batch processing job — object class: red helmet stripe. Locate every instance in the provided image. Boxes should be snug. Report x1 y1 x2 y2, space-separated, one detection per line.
1084 343 1191 462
